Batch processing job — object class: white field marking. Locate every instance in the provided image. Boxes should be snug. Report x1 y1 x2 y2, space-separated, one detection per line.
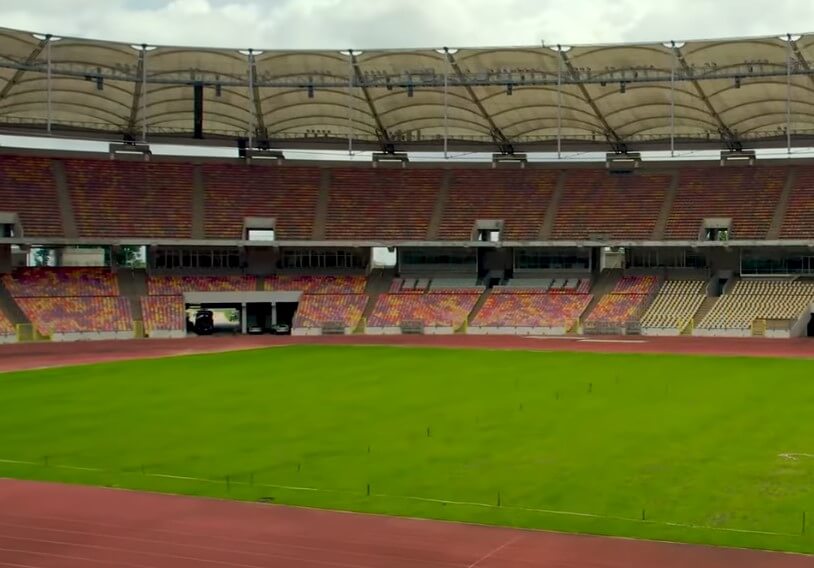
779 453 814 461
0 459 803 539
467 534 524 568
522 336 578 341
578 339 647 344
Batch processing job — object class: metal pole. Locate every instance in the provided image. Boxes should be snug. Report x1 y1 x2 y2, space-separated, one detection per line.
247 50 254 149
556 48 563 159
443 49 449 159
141 44 148 142
46 36 52 134
670 43 676 157
347 50 354 156
786 40 792 155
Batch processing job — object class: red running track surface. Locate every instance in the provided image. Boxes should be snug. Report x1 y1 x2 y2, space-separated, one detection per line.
0 334 812 374
0 479 810 568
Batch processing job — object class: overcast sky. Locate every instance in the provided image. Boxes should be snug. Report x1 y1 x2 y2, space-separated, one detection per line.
0 0 811 50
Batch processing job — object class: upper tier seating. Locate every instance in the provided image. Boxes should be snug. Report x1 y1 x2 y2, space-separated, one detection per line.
473 290 591 328
141 296 186 334
147 275 257 295
503 278 591 294
439 169 559 240
640 280 706 331
552 170 671 239
585 275 659 325
202 164 320 239
265 275 366 294
698 279 814 331
0 155 62 237
368 292 480 328
780 167 814 239
326 169 441 239
64 159 193 238
665 167 786 239
2 268 118 297
17 297 132 336
293 294 368 329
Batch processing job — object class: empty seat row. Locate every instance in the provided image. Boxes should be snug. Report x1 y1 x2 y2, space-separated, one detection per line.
472 292 591 328
17 297 132 336
265 275 366 294
640 280 707 330
147 275 257 295
293 294 368 329
141 296 186 333
698 279 814 330
368 292 480 328
2 268 119 297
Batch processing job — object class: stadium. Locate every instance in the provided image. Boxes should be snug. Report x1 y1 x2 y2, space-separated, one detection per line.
0 19 813 568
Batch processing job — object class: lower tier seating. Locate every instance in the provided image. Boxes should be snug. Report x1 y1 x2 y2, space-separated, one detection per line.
141 296 186 334
585 276 659 326
17 297 133 336
473 291 591 328
698 279 814 331
640 280 707 331
368 292 479 328
294 294 368 330
3 267 119 297
147 275 257 295
0 311 15 337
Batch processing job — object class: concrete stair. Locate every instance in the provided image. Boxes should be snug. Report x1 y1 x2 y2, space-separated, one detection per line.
426 170 451 240
357 268 394 332
767 168 796 239
690 296 718 331
311 169 331 240
580 269 622 323
117 268 148 322
50 159 78 239
651 170 680 240
467 288 492 324
191 165 206 239
0 278 29 325
538 170 566 239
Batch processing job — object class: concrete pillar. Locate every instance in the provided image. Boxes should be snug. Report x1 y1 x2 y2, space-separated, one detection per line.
241 302 247 334
271 302 277 325
0 244 11 274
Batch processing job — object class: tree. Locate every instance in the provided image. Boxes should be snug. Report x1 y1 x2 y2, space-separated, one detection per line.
32 248 51 267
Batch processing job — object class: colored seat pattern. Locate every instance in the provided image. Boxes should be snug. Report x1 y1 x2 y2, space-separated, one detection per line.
473 291 591 328
203 164 320 239
640 280 706 330
17 297 132 336
2 268 118 297
326 169 441 239
368 292 479 327
265 275 366 294
665 167 785 239
141 296 186 333
698 279 814 330
64 159 193 238
585 275 659 325
439 169 558 240
552 170 670 239
780 167 814 238
294 294 368 329
0 310 15 337
0 155 62 237
147 275 257 295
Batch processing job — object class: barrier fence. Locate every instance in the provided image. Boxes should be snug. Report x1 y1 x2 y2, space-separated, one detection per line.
0 456 810 545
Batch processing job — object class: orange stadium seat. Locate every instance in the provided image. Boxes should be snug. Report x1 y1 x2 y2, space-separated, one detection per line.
585 276 659 326
17 297 132 336
64 159 194 238
294 294 368 329
2 268 118 297
325 168 441 239
202 164 320 239
473 291 592 328
368 292 479 328
439 169 558 240
665 166 785 239
0 310 15 337
552 170 670 239
265 275 366 294
141 296 186 333
147 275 257 295
780 167 814 238
0 155 62 237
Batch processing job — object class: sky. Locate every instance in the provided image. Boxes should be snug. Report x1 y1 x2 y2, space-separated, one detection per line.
1 0 812 161
0 0 811 50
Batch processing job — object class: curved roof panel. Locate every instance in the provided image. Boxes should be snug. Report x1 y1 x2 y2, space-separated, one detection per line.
1 26 814 151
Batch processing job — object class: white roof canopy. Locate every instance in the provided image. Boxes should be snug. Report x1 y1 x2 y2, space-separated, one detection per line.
1 27 814 152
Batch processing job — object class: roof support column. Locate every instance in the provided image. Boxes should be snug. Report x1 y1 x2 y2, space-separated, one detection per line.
45 35 52 134
346 50 356 157
670 43 676 157
786 38 793 155
141 44 148 142
246 49 255 149
556 49 563 159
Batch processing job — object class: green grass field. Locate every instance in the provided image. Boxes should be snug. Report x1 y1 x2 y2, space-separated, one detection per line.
1 345 814 553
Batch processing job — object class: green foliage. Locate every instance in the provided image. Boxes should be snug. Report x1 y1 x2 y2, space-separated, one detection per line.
1 346 813 553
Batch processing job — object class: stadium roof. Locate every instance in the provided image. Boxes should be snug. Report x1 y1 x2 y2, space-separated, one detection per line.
2 27 814 153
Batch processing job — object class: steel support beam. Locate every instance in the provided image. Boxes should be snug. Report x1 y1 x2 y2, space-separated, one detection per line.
444 49 513 154
351 52 393 152
248 51 267 142
127 48 145 138
0 36 49 101
674 46 741 151
559 49 627 153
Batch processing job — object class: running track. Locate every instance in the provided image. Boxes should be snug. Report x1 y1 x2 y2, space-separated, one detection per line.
0 335 813 567
0 479 810 568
